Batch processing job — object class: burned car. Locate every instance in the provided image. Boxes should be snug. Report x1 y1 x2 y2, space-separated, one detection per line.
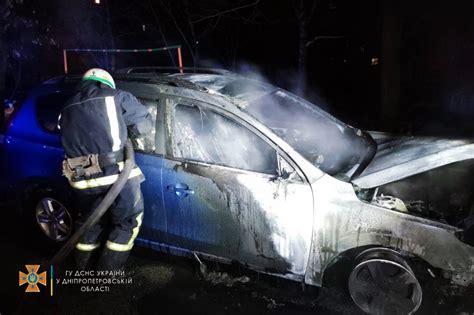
1 68 474 314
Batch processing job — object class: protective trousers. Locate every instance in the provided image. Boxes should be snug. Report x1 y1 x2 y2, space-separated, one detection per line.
73 178 144 271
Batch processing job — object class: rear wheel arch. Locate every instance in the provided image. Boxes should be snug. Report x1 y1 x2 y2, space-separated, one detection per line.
17 177 73 209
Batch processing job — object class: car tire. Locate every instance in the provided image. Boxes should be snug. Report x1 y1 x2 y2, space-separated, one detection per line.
21 187 76 251
347 247 424 314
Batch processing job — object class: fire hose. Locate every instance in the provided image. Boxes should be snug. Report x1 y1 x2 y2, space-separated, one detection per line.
50 139 135 265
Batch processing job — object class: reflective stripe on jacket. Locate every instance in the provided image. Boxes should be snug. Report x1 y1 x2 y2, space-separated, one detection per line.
69 167 143 189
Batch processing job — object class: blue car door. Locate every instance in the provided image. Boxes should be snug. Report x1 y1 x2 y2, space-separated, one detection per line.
128 98 169 244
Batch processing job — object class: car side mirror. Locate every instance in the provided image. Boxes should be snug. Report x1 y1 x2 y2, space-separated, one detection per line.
270 168 297 182
275 155 300 182
280 168 292 180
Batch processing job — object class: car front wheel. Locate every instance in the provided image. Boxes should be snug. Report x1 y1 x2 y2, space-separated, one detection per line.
348 247 423 314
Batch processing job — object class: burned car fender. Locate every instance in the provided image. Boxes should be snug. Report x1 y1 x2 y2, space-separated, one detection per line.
304 174 474 287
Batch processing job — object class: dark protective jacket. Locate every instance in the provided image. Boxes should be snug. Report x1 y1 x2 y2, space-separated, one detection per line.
59 80 152 157
58 80 153 190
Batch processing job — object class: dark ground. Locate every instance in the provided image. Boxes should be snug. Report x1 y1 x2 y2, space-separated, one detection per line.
1 202 474 315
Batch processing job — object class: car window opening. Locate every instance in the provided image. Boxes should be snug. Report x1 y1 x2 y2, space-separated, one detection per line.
173 104 278 175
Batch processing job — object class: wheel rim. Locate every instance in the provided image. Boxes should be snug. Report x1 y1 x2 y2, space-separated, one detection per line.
348 258 422 314
35 198 73 242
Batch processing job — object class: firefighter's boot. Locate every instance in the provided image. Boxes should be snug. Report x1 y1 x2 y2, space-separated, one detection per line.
74 247 98 270
97 248 131 271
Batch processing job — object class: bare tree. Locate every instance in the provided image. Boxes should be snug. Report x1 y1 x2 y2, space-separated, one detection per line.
144 0 262 68
159 0 197 64
292 0 318 96
146 0 177 67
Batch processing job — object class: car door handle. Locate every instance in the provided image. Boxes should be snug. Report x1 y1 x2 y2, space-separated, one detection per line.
166 183 195 198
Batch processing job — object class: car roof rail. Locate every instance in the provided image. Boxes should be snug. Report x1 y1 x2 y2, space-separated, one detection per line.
114 74 209 92
42 73 210 93
115 66 237 76
42 75 82 85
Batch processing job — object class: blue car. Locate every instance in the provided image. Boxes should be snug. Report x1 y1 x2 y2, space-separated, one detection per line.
3 68 474 314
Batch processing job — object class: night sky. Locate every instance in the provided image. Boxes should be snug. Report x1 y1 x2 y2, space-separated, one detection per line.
4 0 474 134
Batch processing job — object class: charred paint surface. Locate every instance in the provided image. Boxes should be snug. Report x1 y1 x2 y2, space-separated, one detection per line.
161 160 313 275
305 174 474 287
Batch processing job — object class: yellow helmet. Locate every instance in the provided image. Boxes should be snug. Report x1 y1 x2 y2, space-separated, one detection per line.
82 68 115 89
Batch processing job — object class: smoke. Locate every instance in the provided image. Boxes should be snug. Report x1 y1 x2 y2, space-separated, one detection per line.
242 88 373 177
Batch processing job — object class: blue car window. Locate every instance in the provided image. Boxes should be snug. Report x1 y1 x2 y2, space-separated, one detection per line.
173 104 278 175
36 93 71 133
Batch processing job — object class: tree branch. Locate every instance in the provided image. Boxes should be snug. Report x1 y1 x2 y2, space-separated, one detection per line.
193 0 260 24
160 0 196 62
147 0 177 67
306 35 344 47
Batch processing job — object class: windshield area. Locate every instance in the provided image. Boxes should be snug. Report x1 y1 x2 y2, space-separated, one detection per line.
182 74 377 178
242 89 377 178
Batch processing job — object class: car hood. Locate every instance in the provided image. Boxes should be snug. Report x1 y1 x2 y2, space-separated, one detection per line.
351 132 474 188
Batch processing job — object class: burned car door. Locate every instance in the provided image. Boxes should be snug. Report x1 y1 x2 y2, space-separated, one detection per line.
117 81 174 243
128 98 169 243
161 98 314 275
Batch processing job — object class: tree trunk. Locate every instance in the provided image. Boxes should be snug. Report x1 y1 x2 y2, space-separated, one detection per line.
293 0 315 97
381 0 402 130
296 17 307 96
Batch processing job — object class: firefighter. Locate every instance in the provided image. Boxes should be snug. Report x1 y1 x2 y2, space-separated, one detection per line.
58 68 153 271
